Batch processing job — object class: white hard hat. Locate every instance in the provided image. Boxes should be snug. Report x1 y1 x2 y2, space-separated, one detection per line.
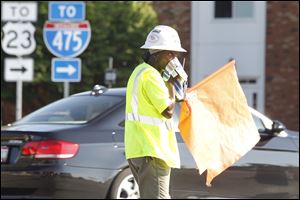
140 25 187 52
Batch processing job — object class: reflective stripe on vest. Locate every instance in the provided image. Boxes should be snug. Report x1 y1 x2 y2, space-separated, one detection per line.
126 113 166 127
126 67 172 131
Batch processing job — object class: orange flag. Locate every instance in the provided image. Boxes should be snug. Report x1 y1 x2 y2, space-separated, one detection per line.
178 60 260 186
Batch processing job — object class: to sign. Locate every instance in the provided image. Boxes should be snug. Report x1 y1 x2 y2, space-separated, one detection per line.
1 22 36 56
49 2 85 21
43 21 91 58
1 2 37 22
4 58 34 82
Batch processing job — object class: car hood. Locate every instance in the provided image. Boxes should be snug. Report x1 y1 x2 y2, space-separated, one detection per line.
264 129 299 152
285 129 299 149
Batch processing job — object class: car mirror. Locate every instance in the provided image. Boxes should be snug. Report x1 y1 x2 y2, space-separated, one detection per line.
271 120 286 134
258 128 269 134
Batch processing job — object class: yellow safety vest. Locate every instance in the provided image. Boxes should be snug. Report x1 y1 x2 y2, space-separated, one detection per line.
125 62 180 168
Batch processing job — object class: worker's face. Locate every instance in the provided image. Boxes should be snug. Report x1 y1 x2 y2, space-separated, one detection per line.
152 51 180 72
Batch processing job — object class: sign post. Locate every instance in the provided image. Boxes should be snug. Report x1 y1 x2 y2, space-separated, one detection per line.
16 80 23 120
105 57 117 88
1 2 37 121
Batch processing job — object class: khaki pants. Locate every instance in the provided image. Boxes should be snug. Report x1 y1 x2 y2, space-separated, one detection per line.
128 157 171 199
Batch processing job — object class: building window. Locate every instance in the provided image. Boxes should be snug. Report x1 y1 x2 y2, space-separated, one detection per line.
215 1 254 19
215 1 232 18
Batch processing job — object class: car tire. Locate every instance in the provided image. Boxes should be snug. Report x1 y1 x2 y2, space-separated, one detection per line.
109 168 140 199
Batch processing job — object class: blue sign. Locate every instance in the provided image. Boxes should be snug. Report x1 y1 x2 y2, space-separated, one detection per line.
43 21 91 58
49 2 85 21
52 58 81 82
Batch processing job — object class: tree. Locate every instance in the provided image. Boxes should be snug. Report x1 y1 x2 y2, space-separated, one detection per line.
1 1 157 123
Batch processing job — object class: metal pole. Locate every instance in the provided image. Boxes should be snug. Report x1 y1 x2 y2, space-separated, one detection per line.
16 80 23 120
108 57 113 88
1 102 3 126
64 81 70 98
109 57 113 70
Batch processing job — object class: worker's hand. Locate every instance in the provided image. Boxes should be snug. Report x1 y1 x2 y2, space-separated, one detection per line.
166 79 176 101
162 80 176 119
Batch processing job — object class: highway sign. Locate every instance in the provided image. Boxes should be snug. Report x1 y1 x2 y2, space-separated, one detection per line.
1 2 38 121
49 2 85 21
4 58 34 82
43 21 91 58
52 58 81 82
1 2 37 22
1 22 36 56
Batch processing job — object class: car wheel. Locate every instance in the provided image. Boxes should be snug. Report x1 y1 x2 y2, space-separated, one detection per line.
109 168 140 199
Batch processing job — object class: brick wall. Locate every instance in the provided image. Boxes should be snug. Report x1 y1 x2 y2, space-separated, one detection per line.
153 1 299 131
152 1 191 85
266 1 299 130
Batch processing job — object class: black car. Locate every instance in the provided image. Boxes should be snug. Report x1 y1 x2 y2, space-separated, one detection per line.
1 86 299 199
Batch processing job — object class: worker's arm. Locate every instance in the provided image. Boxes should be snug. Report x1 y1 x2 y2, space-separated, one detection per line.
162 80 176 119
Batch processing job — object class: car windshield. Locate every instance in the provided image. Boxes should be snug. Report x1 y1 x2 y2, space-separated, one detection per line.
15 95 123 124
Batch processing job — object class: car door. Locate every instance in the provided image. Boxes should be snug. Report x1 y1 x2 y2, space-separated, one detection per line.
170 105 299 198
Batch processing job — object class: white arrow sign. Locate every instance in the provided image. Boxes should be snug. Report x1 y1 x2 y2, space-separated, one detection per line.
56 64 76 76
52 58 81 82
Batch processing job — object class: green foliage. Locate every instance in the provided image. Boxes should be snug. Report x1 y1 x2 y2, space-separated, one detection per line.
1 1 157 110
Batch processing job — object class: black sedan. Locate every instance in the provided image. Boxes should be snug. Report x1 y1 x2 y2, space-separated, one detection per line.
1 86 299 199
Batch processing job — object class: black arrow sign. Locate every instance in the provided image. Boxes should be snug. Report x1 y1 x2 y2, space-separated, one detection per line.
10 66 27 73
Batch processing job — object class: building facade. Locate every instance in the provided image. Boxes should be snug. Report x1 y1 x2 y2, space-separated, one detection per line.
153 1 299 130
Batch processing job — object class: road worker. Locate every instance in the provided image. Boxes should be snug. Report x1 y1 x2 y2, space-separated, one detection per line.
124 25 187 199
